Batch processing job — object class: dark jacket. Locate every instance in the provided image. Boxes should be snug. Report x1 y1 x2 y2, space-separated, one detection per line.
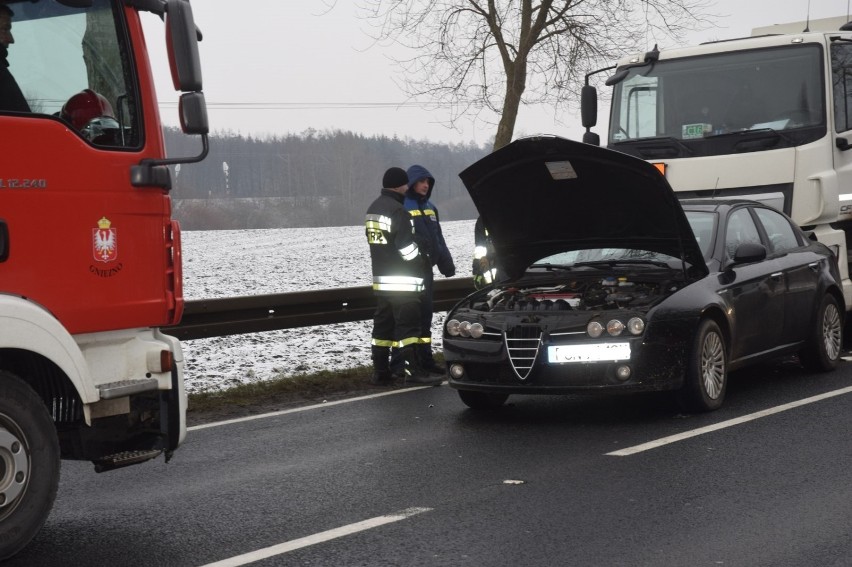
403 164 455 277
0 49 30 113
365 188 426 295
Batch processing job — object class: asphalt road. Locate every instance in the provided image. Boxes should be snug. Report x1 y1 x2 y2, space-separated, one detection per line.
8 358 852 567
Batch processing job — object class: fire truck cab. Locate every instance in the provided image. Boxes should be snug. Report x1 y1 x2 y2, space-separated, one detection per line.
0 0 207 559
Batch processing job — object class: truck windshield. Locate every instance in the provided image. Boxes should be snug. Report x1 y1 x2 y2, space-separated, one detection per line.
608 44 825 159
2 0 140 148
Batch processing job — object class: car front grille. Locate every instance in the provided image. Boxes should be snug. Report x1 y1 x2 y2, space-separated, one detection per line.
504 325 542 380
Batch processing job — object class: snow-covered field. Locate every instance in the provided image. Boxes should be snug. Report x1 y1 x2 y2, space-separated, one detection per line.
181 219 476 393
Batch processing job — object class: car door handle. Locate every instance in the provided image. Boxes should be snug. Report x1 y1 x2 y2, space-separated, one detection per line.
808 262 819 272
770 272 783 279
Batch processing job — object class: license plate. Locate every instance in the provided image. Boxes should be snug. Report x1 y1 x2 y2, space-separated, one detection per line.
548 342 631 363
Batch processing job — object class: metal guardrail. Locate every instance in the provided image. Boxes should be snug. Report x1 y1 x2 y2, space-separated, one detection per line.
166 277 476 340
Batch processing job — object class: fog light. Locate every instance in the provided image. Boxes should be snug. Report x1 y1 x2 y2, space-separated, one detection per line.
607 319 625 336
587 321 604 338
627 317 645 335
615 365 631 381
447 319 461 336
449 363 465 379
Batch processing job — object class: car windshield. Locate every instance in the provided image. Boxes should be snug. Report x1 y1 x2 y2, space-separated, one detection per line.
532 248 679 268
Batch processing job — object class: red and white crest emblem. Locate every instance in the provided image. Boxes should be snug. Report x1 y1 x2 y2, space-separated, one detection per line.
93 216 117 262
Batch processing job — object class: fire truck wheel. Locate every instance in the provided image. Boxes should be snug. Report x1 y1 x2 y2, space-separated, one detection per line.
0 371 60 561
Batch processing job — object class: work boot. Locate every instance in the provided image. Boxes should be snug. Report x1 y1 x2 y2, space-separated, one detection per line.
417 344 444 376
370 369 394 386
370 345 394 385
402 347 442 386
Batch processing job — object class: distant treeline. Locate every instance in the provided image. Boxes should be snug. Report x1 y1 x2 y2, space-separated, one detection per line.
164 128 488 230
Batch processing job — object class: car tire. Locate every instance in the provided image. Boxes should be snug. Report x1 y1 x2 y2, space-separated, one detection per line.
677 319 727 412
0 371 60 562
799 294 843 372
458 390 509 410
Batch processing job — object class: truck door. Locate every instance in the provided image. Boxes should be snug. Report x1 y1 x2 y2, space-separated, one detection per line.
831 41 852 222
0 0 179 334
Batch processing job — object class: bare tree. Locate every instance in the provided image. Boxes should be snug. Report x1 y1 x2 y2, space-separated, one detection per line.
349 0 716 150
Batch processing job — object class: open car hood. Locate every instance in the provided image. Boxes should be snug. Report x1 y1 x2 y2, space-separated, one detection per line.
459 136 709 281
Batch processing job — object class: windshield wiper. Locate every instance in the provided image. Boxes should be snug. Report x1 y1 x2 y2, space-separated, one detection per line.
704 127 794 151
611 136 695 158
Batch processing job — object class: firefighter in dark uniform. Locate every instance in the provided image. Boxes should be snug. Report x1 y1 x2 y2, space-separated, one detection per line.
365 167 443 386
472 216 497 289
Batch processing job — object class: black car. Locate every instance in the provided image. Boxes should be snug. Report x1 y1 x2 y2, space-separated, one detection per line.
444 136 844 411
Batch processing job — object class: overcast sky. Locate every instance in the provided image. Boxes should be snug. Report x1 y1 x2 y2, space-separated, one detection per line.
142 0 852 146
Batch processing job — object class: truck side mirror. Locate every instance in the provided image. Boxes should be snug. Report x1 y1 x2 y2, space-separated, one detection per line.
166 0 202 92
581 85 597 128
582 131 600 146
179 92 209 136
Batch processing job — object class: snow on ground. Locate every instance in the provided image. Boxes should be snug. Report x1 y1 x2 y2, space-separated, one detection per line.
181 219 476 393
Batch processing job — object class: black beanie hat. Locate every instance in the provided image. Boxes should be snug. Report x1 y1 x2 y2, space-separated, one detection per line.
382 167 409 189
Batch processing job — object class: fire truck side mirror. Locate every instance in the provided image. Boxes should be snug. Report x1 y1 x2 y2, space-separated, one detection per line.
179 92 209 136
165 0 202 93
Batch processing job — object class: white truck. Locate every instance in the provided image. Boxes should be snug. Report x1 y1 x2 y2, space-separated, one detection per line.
581 15 852 308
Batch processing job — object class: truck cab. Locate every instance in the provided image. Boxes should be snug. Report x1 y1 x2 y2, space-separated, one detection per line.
582 16 852 307
0 0 207 559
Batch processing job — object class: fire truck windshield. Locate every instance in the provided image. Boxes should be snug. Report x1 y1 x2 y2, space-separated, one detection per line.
3 0 140 148
608 44 826 159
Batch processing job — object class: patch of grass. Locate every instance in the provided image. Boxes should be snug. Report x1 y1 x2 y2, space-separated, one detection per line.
187 364 376 414
186 353 445 420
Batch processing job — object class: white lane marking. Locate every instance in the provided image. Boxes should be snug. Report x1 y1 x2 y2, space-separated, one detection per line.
188 385 442 431
607 385 852 457
198 507 432 567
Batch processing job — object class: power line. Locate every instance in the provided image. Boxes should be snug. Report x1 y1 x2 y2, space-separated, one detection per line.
157 101 454 110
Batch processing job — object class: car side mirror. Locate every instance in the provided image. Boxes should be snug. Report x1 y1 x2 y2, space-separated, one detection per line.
732 242 767 264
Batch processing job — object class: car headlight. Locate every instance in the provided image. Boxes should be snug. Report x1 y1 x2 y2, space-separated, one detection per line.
627 317 645 335
446 319 485 339
587 321 604 338
447 319 461 336
607 319 625 336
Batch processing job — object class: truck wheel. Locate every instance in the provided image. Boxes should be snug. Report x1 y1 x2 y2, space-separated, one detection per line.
458 390 509 410
0 371 60 561
677 319 727 412
799 294 842 372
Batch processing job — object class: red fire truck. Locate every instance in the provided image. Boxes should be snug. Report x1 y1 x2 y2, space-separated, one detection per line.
0 0 207 559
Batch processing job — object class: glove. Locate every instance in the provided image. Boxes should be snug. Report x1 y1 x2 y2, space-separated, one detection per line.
441 262 456 278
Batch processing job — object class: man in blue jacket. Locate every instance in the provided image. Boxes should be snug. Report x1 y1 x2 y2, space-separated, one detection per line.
395 164 456 376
